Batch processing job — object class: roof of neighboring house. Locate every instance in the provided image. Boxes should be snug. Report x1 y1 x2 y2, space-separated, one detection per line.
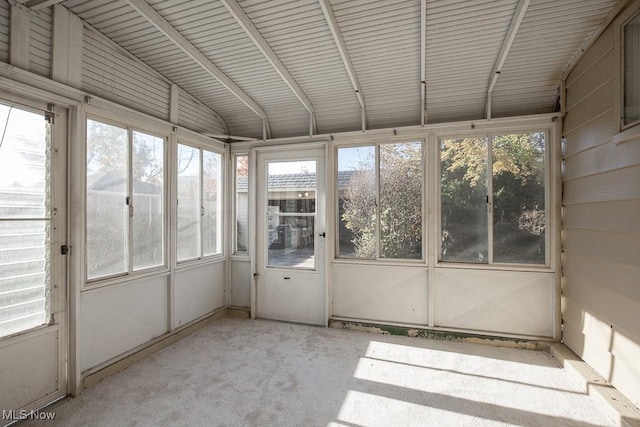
236 170 359 191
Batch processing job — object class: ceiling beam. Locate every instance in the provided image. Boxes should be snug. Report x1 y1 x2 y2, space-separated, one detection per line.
420 0 426 126
318 0 367 131
219 0 317 134
25 0 65 11
485 0 530 119
123 0 270 136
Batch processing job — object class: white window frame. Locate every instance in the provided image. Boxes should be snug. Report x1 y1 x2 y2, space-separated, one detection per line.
615 2 640 137
334 139 426 264
232 153 249 256
84 114 169 284
436 129 551 269
175 139 225 266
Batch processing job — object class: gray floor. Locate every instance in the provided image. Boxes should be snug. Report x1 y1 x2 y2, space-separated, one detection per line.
33 318 614 427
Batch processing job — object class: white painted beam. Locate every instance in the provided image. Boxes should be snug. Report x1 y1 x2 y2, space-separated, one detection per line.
123 0 270 136
485 0 530 119
52 5 83 88
318 0 367 131
420 0 426 125
218 0 316 134
25 0 65 11
9 0 31 70
169 83 179 124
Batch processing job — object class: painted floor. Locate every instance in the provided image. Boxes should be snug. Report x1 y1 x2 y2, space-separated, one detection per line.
32 318 614 426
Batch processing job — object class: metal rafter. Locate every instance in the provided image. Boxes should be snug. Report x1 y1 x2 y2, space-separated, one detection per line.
25 0 65 10
318 0 367 131
485 0 530 119
123 0 271 137
219 0 317 134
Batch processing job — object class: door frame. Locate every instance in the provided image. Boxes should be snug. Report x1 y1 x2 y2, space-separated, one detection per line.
0 93 68 413
249 142 329 325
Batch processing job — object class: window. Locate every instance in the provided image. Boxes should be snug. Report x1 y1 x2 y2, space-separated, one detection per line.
623 11 640 128
86 119 165 280
234 155 249 254
0 103 50 337
337 142 423 260
440 132 546 265
176 143 222 262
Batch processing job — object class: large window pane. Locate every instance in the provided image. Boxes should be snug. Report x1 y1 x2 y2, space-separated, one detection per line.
267 161 316 214
379 142 422 259
203 150 221 256
177 144 200 261
235 155 248 253
132 131 164 270
337 146 375 258
492 133 545 264
624 12 640 126
440 137 488 262
0 104 49 337
86 119 128 278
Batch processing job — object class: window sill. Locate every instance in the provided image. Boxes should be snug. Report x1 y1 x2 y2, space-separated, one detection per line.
331 258 427 268
176 255 225 272
613 123 640 146
435 262 553 274
83 267 170 292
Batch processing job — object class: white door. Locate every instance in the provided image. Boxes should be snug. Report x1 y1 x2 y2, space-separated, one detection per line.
0 99 67 415
255 147 326 325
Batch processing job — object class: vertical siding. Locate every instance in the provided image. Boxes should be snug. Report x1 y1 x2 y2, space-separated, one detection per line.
177 88 226 135
30 7 52 78
81 26 171 120
0 1 8 63
562 19 640 408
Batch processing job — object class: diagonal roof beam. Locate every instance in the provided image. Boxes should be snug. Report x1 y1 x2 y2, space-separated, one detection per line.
123 0 270 137
219 0 317 134
25 0 65 10
485 0 530 119
318 0 367 131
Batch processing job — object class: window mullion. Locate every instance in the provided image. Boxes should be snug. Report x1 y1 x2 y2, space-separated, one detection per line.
487 135 494 264
375 144 381 260
127 128 134 273
199 148 204 259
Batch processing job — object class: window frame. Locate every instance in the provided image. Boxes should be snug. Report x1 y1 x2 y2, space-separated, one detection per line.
175 139 225 266
621 8 640 131
232 153 249 256
436 129 551 269
84 114 169 283
334 139 426 264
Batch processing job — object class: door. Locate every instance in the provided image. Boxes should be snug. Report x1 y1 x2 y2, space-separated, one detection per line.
255 147 326 325
0 99 67 415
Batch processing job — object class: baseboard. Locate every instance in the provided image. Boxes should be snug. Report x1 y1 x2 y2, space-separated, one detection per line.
550 343 640 427
81 307 227 391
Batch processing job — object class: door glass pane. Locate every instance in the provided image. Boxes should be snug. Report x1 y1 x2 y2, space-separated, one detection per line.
132 131 164 270
267 161 316 214
0 104 49 338
379 142 422 260
492 132 546 264
203 150 221 256
86 119 128 279
235 155 248 253
177 144 200 261
337 146 376 258
267 215 315 269
440 137 488 262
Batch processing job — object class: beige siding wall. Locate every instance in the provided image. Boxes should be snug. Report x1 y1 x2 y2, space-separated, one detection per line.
562 7 640 407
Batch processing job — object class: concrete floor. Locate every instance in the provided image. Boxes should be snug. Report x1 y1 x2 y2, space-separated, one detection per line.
33 318 614 427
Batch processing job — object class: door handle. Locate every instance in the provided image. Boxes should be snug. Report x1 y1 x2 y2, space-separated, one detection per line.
318 232 326 238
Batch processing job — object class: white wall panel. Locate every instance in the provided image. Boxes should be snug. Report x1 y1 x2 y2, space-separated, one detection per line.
79 276 168 372
332 263 428 325
563 9 640 407
81 26 171 120
0 327 60 410
30 6 52 77
230 258 250 308
177 88 226 135
0 1 9 63
174 262 225 328
433 268 554 338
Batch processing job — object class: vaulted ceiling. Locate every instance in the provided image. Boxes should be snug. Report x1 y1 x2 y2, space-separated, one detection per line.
57 0 618 138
